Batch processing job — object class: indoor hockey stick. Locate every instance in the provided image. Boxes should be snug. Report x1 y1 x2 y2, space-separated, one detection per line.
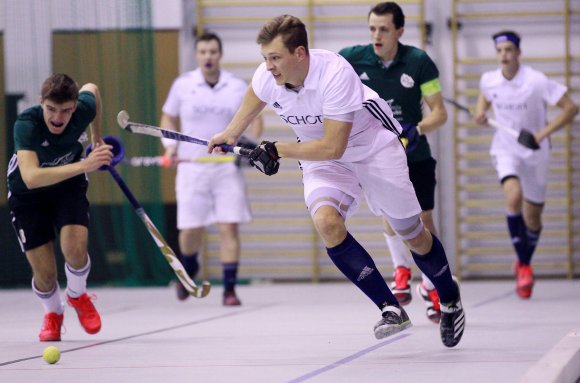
87 136 211 298
117 110 253 156
443 98 539 150
123 155 235 167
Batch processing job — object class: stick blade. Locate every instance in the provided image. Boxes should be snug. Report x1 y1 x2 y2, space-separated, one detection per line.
195 281 212 298
117 110 130 129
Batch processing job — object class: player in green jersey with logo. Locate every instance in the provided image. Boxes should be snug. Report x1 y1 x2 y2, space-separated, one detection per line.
340 2 448 324
7 73 113 341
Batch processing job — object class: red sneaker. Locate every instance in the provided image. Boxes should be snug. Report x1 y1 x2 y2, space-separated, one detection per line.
416 282 441 324
39 312 64 342
67 293 102 334
390 266 412 305
223 290 241 306
514 261 534 299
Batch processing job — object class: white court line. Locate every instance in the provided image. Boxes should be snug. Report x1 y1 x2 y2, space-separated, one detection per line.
0 303 275 367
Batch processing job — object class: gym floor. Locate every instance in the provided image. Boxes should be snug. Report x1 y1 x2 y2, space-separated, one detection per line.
1 279 579 383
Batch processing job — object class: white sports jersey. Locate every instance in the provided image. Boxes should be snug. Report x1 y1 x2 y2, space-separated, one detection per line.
480 64 567 159
163 68 247 159
252 49 401 162
163 68 252 227
252 49 419 221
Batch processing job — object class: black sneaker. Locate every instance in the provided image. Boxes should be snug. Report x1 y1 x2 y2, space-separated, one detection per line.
374 304 412 339
440 293 465 347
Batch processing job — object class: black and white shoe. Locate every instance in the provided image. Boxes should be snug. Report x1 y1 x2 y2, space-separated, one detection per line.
440 295 465 347
374 304 412 339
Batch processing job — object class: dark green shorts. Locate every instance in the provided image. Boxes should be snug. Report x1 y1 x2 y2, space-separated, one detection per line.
9 178 89 252
408 157 437 211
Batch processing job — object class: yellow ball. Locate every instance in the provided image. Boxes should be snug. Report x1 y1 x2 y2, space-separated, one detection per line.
401 137 409 149
43 346 60 364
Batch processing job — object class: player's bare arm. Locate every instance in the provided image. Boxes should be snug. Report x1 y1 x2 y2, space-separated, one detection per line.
474 93 491 124
208 86 266 152
419 92 448 134
79 83 103 146
17 145 113 189
275 118 352 161
534 93 579 143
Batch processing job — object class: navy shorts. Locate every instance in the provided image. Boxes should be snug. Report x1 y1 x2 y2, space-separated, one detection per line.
408 157 437 212
9 177 89 252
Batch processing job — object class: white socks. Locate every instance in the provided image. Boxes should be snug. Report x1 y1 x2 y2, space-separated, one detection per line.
384 233 412 268
64 255 91 298
383 232 435 289
32 280 64 314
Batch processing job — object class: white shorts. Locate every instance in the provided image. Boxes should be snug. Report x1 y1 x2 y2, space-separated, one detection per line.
492 150 550 204
176 163 252 229
303 133 421 221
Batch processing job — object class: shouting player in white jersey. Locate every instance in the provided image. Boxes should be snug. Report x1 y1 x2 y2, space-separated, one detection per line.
209 15 465 347
160 31 263 306
475 30 578 299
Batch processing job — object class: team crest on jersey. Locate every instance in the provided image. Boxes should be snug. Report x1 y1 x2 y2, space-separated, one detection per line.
78 132 88 143
400 73 415 88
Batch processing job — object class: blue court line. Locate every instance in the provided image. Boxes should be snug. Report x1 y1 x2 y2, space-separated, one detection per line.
286 288 514 382
286 333 412 383
471 289 515 309
0 303 275 367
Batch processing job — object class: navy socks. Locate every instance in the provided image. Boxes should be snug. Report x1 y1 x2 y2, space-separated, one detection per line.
507 214 528 264
223 262 239 292
411 234 459 304
327 232 398 308
507 214 542 265
180 252 199 278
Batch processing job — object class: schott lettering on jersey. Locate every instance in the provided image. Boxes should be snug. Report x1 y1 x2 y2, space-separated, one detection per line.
280 114 323 125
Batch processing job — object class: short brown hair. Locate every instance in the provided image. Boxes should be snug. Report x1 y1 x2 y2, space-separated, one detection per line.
256 15 308 54
41 73 79 103
195 31 223 53
369 2 405 29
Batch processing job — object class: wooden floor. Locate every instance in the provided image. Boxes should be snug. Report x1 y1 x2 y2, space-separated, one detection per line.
0 279 579 383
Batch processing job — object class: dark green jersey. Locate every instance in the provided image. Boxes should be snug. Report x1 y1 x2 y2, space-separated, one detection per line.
7 91 96 195
339 43 440 162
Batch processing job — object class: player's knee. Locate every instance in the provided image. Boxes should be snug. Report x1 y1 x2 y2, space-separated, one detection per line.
506 193 523 211
61 244 88 267
405 229 432 255
312 207 346 245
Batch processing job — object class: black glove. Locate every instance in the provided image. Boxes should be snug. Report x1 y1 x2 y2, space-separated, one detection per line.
400 123 421 153
235 135 258 167
517 129 540 150
249 141 280 176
